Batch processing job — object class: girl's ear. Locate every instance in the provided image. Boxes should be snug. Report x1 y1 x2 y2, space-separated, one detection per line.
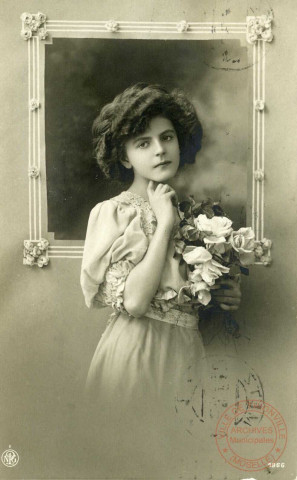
120 157 133 170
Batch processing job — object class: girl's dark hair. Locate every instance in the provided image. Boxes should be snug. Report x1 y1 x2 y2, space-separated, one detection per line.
92 83 203 183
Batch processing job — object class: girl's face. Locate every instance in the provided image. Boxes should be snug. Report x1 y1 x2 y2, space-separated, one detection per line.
124 116 180 184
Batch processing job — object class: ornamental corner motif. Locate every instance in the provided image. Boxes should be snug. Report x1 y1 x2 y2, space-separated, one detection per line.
254 238 272 266
177 21 189 33
29 98 40 111
254 100 265 112
23 238 50 267
105 20 119 32
246 11 273 44
20 12 48 40
254 169 264 182
28 166 40 178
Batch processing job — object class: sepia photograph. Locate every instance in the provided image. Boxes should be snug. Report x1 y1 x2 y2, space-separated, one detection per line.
0 0 296 479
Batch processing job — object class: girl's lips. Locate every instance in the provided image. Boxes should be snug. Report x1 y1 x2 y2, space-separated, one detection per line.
154 161 171 168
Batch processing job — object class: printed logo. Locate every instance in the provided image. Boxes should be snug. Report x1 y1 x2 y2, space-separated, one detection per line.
1 446 19 468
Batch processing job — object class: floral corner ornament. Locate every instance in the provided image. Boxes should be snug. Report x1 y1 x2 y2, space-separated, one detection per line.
23 238 49 267
29 98 40 111
38 28 48 40
177 21 189 33
105 20 119 32
28 166 40 178
20 12 48 41
254 100 265 112
254 238 272 266
246 12 273 44
254 169 264 182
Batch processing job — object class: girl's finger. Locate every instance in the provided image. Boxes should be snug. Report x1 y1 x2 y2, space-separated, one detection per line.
212 289 241 298
219 304 239 311
216 278 240 288
158 183 170 193
154 183 165 193
163 191 176 200
213 296 240 305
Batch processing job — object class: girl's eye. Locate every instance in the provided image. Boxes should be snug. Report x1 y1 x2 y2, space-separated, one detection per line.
162 134 174 141
137 141 149 149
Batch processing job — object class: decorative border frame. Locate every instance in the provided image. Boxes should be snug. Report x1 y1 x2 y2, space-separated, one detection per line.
21 12 273 266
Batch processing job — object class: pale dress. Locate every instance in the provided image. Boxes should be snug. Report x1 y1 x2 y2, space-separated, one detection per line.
80 191 214 478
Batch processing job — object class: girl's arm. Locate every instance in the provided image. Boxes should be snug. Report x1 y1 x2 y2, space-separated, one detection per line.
123 182 176 318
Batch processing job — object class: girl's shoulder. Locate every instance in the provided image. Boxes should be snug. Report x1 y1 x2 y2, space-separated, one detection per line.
114 191 157 236
89 191 156 237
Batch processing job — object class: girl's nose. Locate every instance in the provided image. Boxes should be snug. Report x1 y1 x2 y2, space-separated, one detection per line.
154 139 165 156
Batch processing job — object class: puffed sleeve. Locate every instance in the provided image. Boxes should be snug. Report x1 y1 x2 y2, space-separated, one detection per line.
80 199 149 309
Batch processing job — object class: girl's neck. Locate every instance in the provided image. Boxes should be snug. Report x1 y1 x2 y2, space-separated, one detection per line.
126 178 150 201
127 177 175 202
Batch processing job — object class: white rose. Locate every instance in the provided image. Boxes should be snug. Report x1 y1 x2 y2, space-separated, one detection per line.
230 227 255 251
188 268 202 283
190 281 211 306
182 246 212 265
189 259 229 286
230 227 255 266
195 214 233 245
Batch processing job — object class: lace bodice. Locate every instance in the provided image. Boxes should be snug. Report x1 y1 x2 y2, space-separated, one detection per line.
114 191 157 237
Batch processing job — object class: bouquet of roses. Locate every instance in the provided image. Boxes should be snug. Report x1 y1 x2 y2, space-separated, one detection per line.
174 197 258 308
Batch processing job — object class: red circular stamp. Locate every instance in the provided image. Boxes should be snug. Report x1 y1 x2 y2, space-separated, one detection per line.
215 400 287 472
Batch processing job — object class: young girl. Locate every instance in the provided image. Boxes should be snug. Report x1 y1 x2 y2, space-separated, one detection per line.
80 83 241 478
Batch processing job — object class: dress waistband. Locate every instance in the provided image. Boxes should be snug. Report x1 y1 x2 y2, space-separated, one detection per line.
144 306 199 330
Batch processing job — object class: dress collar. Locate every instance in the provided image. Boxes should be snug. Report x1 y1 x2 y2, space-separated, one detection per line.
119 190 151 208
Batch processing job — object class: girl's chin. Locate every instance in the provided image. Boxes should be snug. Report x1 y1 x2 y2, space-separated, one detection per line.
150 171 178 183
149 176 174 184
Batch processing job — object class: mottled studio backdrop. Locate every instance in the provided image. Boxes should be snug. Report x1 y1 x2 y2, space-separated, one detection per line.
45 38 249 239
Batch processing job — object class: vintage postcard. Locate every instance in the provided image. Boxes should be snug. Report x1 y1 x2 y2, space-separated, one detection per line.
1 1 296 479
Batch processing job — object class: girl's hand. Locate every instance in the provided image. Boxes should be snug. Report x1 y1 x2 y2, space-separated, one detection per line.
147 181 177 231
210 276 242 311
